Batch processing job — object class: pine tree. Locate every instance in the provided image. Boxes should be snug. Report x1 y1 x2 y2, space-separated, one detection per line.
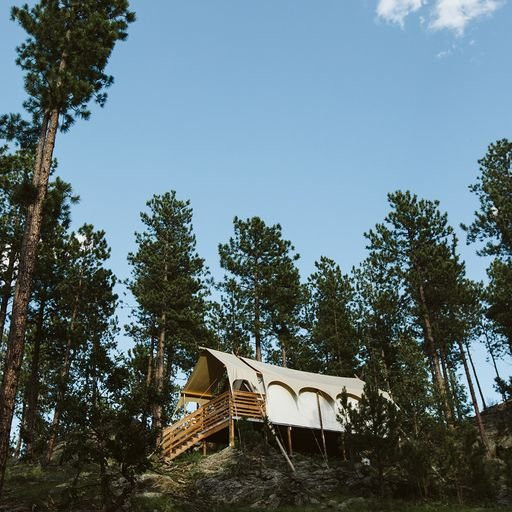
45 224 117 464
127 192 209 441
0 1 134 491
21 178 77 460
58 325 152 511
464 139 512 355
365 191 465 422
485 260 512 354
0 135 34 343
365 191 492 453
208 280 252 357
339 383 401 496
305 257 359 376
219 216 300 362
464 139 512 259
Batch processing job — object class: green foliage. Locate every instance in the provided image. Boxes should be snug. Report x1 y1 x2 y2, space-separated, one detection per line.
304 257 359 376
340 384 401 496
126 191 210 430
486 260 512 354
464 139 512 259
218 216 301 363
364 190 476 421
208 281 253 357
465 139 512 355
12 0 135 129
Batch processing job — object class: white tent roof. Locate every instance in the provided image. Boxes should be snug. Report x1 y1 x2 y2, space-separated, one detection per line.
202 348 265 394
240 357 367 402
180 348 375 403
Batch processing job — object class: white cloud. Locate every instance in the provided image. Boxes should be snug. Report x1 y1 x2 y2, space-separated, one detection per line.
430 0 502 34
375 0 504 33
377 0 424 25
436 48 453 57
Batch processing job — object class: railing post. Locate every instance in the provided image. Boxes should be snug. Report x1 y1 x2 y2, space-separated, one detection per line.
229 392 235 447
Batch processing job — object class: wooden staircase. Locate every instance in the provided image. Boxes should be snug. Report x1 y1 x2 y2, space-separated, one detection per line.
161 390 265 460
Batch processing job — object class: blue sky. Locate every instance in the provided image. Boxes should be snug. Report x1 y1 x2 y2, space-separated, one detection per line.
0 0 511 401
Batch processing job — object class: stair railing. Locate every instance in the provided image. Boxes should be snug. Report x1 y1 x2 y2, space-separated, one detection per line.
161 389 265 457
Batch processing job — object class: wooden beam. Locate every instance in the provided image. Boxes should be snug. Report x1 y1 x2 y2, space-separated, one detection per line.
316 391 328 465
229 419 235 447
265 421 295 472
287 426 293 456
180 391 214 399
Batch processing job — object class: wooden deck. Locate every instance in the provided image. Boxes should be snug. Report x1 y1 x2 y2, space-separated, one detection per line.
161 390 265 460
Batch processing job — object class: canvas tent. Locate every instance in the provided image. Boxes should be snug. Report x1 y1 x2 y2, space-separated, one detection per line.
179 347 379 433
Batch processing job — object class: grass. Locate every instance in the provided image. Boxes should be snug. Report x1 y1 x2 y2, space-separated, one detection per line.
1 462 107 511
132 493 180 512
2 463 71 507
218 504 510 512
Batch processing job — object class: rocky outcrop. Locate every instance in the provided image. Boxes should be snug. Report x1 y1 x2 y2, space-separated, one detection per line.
142 447 372 510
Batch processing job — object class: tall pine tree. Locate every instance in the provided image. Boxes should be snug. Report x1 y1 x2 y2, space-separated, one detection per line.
0 1 134 491
218 216 300 363
127 192 209 441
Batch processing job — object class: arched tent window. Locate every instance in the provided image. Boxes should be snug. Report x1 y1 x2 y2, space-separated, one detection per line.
298 388 339 431
265 382 301 426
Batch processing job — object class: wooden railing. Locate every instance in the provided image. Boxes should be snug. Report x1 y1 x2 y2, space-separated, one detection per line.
161 390 265 459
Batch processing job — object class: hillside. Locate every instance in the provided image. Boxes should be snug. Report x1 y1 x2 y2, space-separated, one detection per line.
1 444 511 512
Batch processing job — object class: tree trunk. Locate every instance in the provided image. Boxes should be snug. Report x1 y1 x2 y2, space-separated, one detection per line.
153 258 168 444
0 107 58 494
483 331 501 381
24 299 46 460
45 300 78 465
0 246 18 341
13 400 26 460
255 297 261 361
146 339 154 390
456 339 489 452
448 367 464 422
153 316 165 443
465 341 486 410
142 338 154 429
418 284 452 422
439 344 456 421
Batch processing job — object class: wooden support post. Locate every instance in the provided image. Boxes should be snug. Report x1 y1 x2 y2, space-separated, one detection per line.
202 441 207 456
229 418 235 447
287 426 293 456
229 392 235 447
316 391 328 465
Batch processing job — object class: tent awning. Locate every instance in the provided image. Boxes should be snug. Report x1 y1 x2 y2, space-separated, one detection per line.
178 348 264 407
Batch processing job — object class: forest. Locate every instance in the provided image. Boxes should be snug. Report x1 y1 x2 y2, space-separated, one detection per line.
0 1 511 511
